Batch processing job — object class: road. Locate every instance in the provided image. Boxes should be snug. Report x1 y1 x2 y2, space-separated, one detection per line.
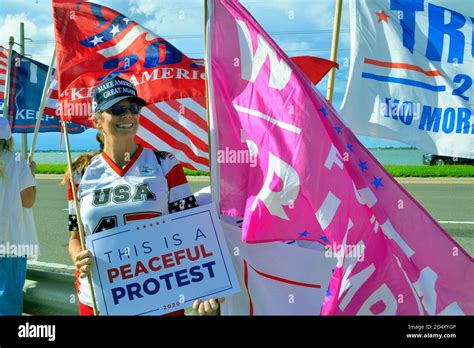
30 176 473 266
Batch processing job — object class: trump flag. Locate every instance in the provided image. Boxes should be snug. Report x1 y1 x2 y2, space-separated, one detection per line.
206 0 473 315
0 46 85 134
340 0 473 159
52 0 205 125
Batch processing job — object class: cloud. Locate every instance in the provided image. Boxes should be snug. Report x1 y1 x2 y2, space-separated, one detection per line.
242 0 335 31
129 0 161 16
279 40 311 52
0 13 55 65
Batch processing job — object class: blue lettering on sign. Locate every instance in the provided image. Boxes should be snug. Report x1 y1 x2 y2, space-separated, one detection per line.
384 98 414 125
100 55 139 81
456 108 472 133
452 74 472 101
144 41 183 68
426 3 466 64
390 0 472 63
109 261 218 305
390 0 424 54
98 40 184 81
441 107 456 133
419 105 442 132
419 105 473 134
383 97 474 134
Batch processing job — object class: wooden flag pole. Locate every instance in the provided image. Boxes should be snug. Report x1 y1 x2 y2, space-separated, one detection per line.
62 119 99 316
326 0 343 103
29 47 56 162
204 0 220 208
2 37 15 119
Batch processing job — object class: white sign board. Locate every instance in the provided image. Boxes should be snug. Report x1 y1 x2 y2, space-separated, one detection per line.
86 204 240 315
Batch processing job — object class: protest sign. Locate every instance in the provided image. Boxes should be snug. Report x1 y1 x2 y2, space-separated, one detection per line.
85 204 240 315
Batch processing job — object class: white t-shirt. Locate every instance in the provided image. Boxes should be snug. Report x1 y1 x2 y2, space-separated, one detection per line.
68 146 198 307
0 150 38 258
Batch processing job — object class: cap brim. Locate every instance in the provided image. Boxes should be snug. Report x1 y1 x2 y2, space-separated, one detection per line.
99 96 147 111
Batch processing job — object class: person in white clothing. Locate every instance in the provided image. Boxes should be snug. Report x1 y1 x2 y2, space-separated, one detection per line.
0 117 38 315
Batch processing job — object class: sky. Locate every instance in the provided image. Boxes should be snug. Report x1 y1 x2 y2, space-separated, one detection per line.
1 0 409 151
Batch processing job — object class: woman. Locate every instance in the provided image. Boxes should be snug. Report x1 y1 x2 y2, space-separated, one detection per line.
68 76 222 315
0 117 37 315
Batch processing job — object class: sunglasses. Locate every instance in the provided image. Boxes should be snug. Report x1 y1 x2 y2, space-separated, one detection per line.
104 104 141 116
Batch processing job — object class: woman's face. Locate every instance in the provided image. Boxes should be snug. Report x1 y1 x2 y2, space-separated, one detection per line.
96 98 141 141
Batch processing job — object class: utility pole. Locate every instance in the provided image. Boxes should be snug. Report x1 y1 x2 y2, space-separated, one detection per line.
2 37 14 119
20 22 28 158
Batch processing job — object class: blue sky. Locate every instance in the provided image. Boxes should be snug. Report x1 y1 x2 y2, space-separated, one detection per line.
1 0 409 150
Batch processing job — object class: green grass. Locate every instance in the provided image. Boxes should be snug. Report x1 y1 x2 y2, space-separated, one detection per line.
384 165 474 177
37 164 68 175
35 164 210 176
36 164 474 177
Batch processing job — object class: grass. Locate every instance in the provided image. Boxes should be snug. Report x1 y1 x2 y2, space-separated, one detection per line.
35 164 209 176
384 165 474 177
36 164 474 177
37 164 68 175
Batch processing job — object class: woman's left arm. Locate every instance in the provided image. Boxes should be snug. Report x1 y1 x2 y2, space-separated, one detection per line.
20 186 36 208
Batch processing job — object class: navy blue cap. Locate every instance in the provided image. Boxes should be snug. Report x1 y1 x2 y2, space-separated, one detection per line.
92 77 146 113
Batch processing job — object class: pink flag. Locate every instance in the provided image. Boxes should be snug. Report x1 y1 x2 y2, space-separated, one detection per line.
206 0 473 315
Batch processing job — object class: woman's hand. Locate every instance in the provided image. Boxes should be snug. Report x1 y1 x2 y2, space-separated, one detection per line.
73 250 94 278
192 298 225 316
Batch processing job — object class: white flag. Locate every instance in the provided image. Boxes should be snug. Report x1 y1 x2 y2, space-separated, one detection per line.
340 0 473 159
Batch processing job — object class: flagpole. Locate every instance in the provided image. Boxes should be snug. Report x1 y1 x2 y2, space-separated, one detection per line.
62 120 99 316
29 47 56 162
2 37 15 119
326 0 343 103
204 0 213 192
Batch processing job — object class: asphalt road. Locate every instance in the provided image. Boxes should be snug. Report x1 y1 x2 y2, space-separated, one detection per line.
30 176 473 266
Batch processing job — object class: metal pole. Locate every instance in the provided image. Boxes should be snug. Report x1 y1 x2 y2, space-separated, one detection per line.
2 37 14 119
20 22 28 158
326 0 343 103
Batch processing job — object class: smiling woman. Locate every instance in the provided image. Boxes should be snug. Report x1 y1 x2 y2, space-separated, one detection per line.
66 76 222 316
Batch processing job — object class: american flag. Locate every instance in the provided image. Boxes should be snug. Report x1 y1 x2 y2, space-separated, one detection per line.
136 59 209 172
0 46 7 105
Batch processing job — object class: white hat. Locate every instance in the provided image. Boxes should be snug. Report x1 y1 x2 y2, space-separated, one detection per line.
0 117 12 140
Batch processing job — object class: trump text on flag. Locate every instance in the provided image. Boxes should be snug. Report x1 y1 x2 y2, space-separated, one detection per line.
340 0 473 159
